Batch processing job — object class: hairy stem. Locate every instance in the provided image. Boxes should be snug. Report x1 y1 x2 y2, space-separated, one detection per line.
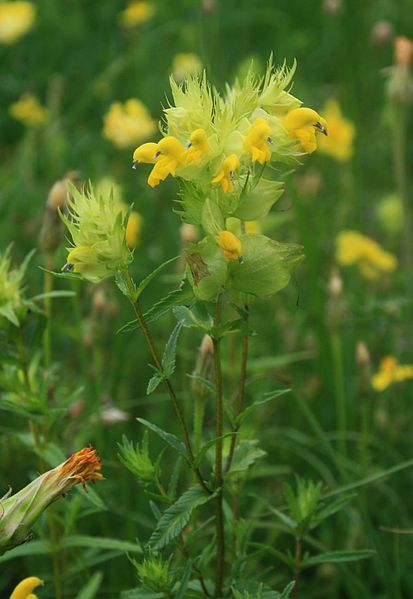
213 294 225 597
124 271 210 494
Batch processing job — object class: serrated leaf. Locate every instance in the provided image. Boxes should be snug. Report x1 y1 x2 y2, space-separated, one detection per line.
162 321 183 374
237 389 290 425
137 418 188 461
74 572 103 599
265 505 296 530
146 371 164 395
194 433 235 467
148 487 214 550
227 439 266 476
316 493 357 522
302 549 376 568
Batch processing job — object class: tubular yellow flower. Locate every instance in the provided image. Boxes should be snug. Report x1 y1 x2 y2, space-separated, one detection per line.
125 210 142 249
336 230 397 280
0 447 103 556
147 136 185 188
10 577 43 599
119 1 155 27
218 231 243 261
185 128 209 164
0 2 36 45
171 53 202 82
211 154 240 193
61 184 133 283
9 94 47 127
245 117 273 164
103 99 156 149
133 142 159 166
317 99 355 162
371 356 413 391
282 107 328 153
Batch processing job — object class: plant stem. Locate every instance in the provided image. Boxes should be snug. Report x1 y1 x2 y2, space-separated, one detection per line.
292 537 302 599
124 273 210 494
224 305 249 475
213 294 225 598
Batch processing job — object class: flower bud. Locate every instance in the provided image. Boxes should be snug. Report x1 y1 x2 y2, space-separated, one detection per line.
0 447 103 556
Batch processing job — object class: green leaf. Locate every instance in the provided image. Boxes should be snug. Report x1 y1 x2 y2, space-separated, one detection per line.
194 433 235 467
174 303 213 331
0 540 50 563
265 505 296 530
146 369 164 395
39 267 82 282
135 256 180 301
74 572 103 599
248 542 293 568
186 237 228 301
302 549 376 568
145 280 195 325
148 487 214 550
61 535 141 553
137 418 188 461
201 197 225 236
229 234 304 297
233 178 284 221
0 303 19 326
31 290 75 302
316 493 357 522
237 389 290 425
162 321 183 375
227 440 266 476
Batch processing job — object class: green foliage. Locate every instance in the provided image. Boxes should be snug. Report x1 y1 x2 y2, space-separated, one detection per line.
118 433 157 484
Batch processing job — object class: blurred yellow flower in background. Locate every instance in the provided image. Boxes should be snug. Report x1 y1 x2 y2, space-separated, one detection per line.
9 93 47 126
119 1 155 27
371 356 413 391
0 1 36 45
9 576 43 599
336 230 397 279
103 99 156 149
318 99 355 161
171 53 202 82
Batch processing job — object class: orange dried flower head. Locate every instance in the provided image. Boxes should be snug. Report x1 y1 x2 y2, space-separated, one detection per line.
58 446 104 492
0 446 104 556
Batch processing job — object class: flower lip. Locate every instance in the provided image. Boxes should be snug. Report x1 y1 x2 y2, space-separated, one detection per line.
154 150 161 158
314 121 328 136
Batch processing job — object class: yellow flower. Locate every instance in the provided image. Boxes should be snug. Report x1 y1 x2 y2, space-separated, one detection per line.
125 211 142 248
9 576 43 599
147 136 185 188
282 107 328 153
0 2 36 45
132 142 159 166
103 99 156 149
336 230 397 280
218 231 243 261
171 53 202 82
185 128 209 164
119 1 154 27
9 93 47 127
371 356 413 391
245 117 273 164
211 154 240 193
317 100 355 162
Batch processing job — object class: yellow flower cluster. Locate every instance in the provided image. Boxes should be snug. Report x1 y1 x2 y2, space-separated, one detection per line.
371 356 413 391
9 576 43 599
336 230 397 279
9 93 47 127
317 99 355 162
61 184 133 283
132 59 327 194
0 1 36 45
119 1 155 27
103 98 156 149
